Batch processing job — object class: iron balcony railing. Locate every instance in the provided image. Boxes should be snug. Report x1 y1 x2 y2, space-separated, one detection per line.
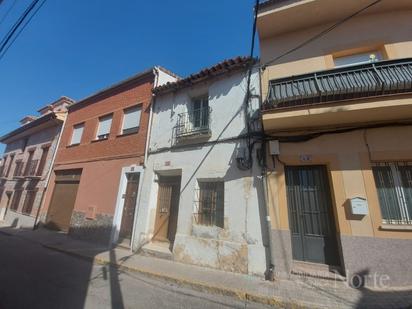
176 107 211 138
264 58 412 110
24 159 39 177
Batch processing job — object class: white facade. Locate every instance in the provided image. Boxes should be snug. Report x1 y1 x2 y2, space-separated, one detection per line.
132 67 267 276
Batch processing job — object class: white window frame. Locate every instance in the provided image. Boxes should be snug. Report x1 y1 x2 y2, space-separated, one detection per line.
334 51 383 68
121 105 141 135
70 123 84 145
96 114 113 140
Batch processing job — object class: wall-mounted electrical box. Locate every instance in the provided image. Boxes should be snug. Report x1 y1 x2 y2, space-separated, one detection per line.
350 197 369 216
269 140 280 155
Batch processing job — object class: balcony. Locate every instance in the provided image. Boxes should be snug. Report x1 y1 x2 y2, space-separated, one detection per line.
24 160 39 178
175 107 211 140
262 58 412 132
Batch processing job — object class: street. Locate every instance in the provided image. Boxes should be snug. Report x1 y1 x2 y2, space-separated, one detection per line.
0 232 273 309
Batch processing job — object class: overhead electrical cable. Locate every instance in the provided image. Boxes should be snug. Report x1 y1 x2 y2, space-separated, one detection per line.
261 0 382 69
0 0 46 61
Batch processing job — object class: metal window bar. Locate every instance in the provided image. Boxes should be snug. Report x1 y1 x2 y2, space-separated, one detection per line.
176 107 210 138
265 58 412 109
194 182 224 228
372 162 412 225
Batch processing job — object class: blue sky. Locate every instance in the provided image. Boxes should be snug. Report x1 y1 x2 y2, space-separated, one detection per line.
0 0 257 153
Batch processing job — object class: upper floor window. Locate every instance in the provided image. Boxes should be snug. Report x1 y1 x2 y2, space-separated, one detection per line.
372 162 412 225
96 114 112 140
334 51 382 68
122 105 141 135
192 96 209 130
70 123 84 145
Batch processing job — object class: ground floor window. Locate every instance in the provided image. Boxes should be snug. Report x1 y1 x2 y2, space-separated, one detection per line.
22 189 38 215
372 162 412 225
194 181 224 228
10 189 23 211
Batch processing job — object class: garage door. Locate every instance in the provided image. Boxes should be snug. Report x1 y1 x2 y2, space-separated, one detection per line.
46 169 82 232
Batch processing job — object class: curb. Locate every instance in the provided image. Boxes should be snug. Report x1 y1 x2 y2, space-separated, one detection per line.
43 243 314 309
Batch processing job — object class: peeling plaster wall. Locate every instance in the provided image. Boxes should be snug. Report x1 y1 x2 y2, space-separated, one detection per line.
133 68 267 276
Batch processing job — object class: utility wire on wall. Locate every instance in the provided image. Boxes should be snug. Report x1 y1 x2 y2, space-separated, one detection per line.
261 0 382 69
0 0 47 61
237 0 259 171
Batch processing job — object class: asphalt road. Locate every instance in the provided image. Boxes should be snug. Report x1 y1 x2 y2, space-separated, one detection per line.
0 232 274 309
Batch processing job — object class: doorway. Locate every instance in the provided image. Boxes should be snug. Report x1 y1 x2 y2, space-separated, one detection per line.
285 165 340 266
117 173 140 246
153 175 181 244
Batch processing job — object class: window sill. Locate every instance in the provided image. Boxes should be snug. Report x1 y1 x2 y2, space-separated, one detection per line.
117 130 139 138
380 224 412 231
66 143 80 148
91 137 108 143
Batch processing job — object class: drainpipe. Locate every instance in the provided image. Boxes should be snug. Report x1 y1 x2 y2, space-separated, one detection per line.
33 114 67 230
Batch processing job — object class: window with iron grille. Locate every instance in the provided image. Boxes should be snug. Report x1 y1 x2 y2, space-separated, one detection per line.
22 189 38 215
372 162 412 225
194 181 224 228
10 189 23 211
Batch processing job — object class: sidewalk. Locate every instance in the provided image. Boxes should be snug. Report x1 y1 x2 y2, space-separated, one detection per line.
1 223 411 309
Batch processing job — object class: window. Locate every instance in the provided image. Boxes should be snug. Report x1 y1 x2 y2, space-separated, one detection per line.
334 51 382 68
5 154 14 178
22 188 38 215
36 146 49 176
195 181 224 228
96 114 112 140
13 160 24 177
122 106 141 135
372 162 412 225
24 150 35 176
10 189 23 211
1 156 7 177
70 123 84 145
191 96 209 129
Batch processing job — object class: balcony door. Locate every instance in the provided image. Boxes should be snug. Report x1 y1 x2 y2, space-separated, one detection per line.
285 165 340 266
191 96 209 130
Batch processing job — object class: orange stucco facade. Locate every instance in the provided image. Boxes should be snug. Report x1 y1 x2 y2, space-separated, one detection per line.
258 0 412 286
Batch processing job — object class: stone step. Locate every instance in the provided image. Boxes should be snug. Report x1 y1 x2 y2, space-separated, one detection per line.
139 241 173 260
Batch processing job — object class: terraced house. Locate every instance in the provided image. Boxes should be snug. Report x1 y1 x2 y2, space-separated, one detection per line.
257 0 412 286
0 97 74 228
133 57 267 276
40 67 177 246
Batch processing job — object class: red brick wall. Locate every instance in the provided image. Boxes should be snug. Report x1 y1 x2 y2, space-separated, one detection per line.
55 73 154 165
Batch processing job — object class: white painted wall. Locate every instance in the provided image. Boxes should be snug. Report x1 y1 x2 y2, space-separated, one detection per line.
133 67 266 276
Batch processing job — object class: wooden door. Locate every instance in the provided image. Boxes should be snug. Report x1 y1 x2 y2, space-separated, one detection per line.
118 173 140 244
285 165 340 266
46 170 81 232
153 176 181 243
